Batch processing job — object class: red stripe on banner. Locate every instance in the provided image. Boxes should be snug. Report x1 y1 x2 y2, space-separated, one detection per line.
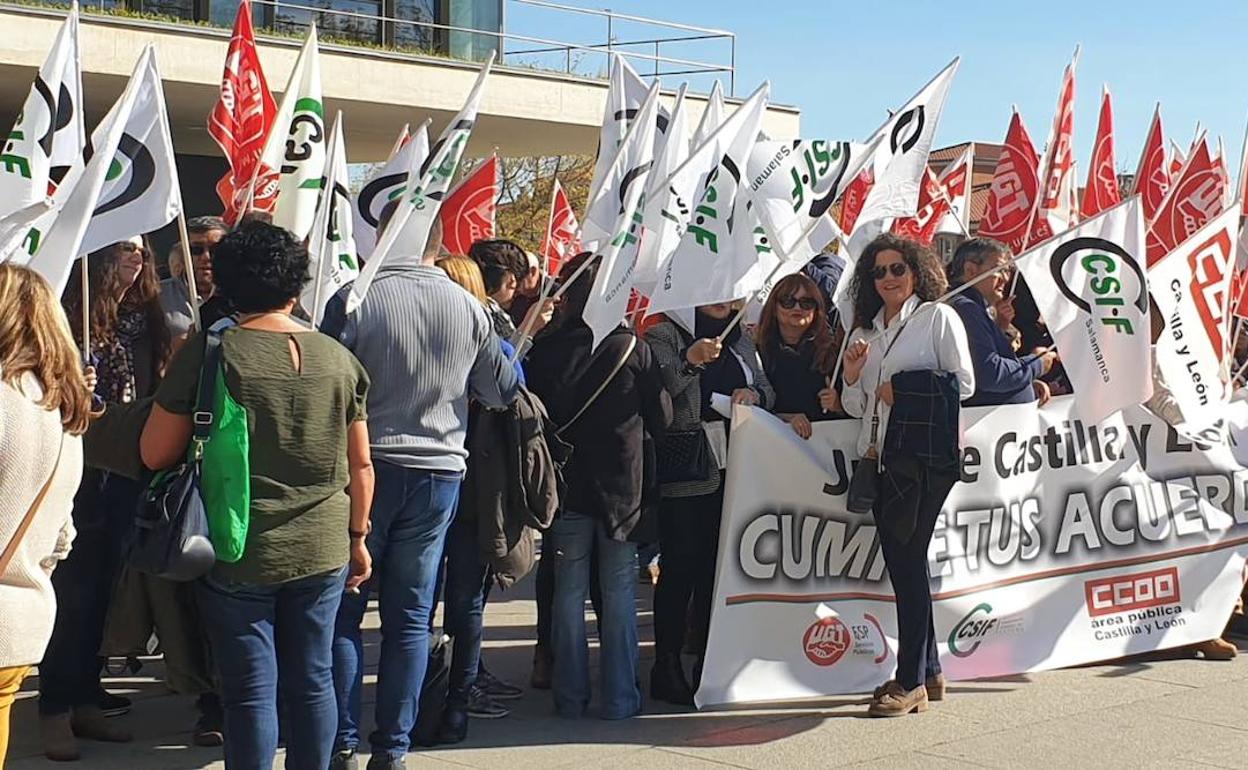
723 533 1248 606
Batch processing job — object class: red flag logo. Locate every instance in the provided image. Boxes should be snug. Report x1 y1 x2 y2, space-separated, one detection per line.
208 0 277 223
1081 89 1120 218
1186 226 1235 356
891 150 968 246
543 179 582 278
1134 109 1169 221
1147 142 1225 265
1028 60 1077 246
439 156 500 256
837 166 874 235
979 112 1039 254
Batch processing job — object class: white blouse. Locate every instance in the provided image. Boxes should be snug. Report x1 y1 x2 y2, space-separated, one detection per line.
841 295 975 459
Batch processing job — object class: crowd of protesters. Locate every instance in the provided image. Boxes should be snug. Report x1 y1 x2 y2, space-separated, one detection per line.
2 212 1246 768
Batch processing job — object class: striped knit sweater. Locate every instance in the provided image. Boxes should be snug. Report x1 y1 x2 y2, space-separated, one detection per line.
338 264 519 473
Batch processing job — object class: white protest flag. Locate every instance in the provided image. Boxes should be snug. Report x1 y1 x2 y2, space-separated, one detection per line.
692 80 726 148
747 137 877 258
582 82 661 348
347 52 493 313
352 120 429 259
19 48 152 295
638 83 769 295
303 111 357 327
77 50 182 256
647 83 771 316
633 83 690 288
253 26 324 239
1149 206 1239 433
851 58 959 229
1015 197 1152 424
0 2 84 216
583 55 670 244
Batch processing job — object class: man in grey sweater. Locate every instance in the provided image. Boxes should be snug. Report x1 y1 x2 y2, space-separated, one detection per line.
329 218 519 770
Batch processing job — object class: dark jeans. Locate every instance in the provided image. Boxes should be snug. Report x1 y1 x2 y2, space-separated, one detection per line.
535 538 601 654
872 468 957 690
39 473 139 716
195 566 346 770
441 513 490 708
333 461 461 761
653 486 724 660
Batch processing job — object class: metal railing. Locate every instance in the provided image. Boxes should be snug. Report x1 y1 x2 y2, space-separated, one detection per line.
43 0 736 94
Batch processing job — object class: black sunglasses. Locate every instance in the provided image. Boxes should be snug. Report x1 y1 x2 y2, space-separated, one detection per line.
778 296 818 311
871 262 909 280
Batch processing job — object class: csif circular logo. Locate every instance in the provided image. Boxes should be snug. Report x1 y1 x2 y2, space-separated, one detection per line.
948 602 998 658
1048 236 1148 336
802 617 850 667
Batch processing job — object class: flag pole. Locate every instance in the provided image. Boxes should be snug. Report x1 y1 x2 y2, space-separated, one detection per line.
540 171 560 289
79 257 90 365
175 209 204 332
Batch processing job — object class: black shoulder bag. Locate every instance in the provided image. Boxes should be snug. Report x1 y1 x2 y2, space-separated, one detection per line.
126 326 227 581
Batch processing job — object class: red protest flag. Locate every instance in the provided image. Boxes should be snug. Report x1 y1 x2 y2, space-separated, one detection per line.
892 146 970 245
440 155 500 256
208 0 277 224
978 111 1040 254
1169 141 1187 182
1081 86 1120 218
1028 52 1078 247
837 166 874 235
1133 106 1169 221
542 178 581 278
1146 139 1225 266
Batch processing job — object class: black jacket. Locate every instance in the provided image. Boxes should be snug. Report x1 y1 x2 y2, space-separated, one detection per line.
526 323 673 542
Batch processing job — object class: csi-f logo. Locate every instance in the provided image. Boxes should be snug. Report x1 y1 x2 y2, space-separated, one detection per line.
890 106 925 155
94 134 155 216
688 155 743 255
1050 236 1147 335
947 603 1024 658
787 140 851 219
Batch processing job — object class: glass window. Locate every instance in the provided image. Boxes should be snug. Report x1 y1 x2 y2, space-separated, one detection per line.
446 0 501 62
272 0 382 45
136 0 197 20
393 0 438 52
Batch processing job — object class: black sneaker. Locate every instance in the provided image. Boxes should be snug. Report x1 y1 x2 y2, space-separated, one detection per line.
330 749 359 770
192 693 224 748
476 665 523 700
97 689 131 718
466 685 511 719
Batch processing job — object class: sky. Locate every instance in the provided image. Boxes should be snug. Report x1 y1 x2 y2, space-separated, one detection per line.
512 0 1248 174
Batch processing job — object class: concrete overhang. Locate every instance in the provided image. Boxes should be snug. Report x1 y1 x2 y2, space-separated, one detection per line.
0 6 801 162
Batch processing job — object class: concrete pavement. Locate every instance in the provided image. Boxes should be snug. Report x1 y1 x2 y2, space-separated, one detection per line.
7 571 1248 769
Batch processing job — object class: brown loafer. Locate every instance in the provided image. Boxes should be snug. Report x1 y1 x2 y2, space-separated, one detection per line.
868 681 928 718
874 674 946 702
1190 638 1238 661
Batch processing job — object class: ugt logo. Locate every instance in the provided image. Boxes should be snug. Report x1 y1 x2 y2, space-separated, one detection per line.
802 617 850 667
1049 237 1148 335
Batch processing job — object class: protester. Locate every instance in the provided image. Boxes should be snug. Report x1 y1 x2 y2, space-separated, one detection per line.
802 250 847 330
469 239 530 340
526 251 672 719
429 254 525 735
159 215 231 339
506 249 545 327
755 273 842 438
139 221 375 769
330 218 519 770
0 265 92 765
840 234 974 717
39 237 171 759
946 238 1058 406
645 301 774 705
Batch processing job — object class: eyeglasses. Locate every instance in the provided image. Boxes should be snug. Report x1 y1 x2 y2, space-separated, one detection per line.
871 262 909 281
778 296 818 311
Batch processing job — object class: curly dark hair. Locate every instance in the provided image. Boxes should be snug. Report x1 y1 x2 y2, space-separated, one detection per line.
469 239 528 294
212 222 310 313
847 233 948 329
62 239 171 370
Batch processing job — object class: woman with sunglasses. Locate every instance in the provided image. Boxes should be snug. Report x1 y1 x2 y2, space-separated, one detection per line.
755 273 842 439
41 237 173 758
841 234 973 719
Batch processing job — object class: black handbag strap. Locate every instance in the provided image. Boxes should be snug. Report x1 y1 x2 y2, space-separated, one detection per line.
556 335 637 436
191 318 234 458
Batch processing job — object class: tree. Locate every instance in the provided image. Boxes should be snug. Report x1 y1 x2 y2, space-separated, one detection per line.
491 154 594 252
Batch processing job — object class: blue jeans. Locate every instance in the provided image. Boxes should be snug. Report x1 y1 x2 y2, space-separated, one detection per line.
195 566 346 770
442 513 490 709
549 511 641 720
332 461 461 760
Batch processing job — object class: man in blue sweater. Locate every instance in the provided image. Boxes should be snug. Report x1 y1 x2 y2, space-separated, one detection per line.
947 238 1058 407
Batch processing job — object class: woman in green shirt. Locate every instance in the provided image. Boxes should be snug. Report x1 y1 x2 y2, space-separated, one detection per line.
140 222 374 770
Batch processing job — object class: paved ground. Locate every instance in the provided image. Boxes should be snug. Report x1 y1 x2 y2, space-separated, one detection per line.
8 571 1248 769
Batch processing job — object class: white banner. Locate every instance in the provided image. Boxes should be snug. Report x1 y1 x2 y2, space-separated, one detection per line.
352 121 429 259
1150 206 1238 433
700 398 1248 708
303 111 357 327
1015 197 1152 425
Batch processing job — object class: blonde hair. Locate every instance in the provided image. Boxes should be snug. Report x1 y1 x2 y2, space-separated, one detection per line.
437 255 488 303
0 264 95 435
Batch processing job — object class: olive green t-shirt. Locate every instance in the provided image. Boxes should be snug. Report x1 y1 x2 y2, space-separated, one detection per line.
156 328 369 585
